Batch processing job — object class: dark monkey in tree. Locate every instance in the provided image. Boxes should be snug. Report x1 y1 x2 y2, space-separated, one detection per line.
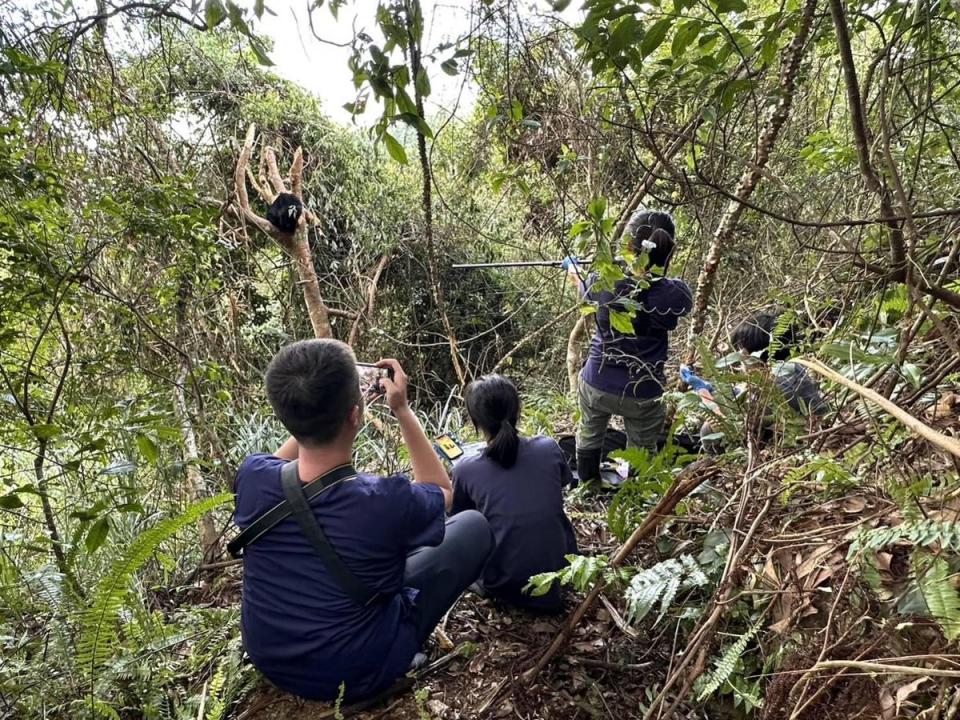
266 192 303 233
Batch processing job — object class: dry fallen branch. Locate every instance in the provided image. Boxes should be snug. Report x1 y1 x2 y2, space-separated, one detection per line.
797 659 960 679
522 458 719 683
795 358 960 459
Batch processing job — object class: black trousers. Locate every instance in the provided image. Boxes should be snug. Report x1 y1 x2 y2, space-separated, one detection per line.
403 509 493 645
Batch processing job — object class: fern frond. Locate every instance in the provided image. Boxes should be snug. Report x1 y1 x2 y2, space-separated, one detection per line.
848 520 960 560
76 494 232 680
697 620 762 700
624 555 709 625
913 550 960 641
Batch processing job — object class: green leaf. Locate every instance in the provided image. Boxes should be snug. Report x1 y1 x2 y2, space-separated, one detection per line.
205 0 227 28
136 434 159 465
609 309 635 335
248 38 274 66
0 493 24 509
587 196 607 221
383 132 408 164
85 517 110 554
77 494 232 674
671 20 701 57
714 0 747 11
608 15 639 57
396 112 433 138
395 85 417 115
32 423 61 441
254 0 266 18
569 220 592 238
415 68 431 98
902 363 922 388
549 0 572 10
440 59 459 76
698 620 762 699
641 18 673 57
226 1 250 36
914 550 960 641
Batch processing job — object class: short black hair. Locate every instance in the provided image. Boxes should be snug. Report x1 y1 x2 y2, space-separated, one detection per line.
625 209 677 272
731 311 797 362
265 339 360 447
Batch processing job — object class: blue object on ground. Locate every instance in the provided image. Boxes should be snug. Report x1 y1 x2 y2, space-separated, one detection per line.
679 365 715 393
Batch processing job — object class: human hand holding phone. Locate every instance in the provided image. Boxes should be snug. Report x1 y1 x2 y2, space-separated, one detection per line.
375 358 452 508
374 358 408 412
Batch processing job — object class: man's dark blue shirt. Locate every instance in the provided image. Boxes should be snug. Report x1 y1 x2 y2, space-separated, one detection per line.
234 453 445 701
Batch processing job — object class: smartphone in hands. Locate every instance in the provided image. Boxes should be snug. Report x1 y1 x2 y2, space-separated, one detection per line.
356 362 393 398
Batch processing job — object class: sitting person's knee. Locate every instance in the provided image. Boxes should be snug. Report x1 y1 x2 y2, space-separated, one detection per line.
450 509 493 555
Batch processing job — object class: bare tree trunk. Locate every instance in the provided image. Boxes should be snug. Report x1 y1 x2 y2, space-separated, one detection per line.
405 0 466 386
233 125 332 339
829 0 906 274
349 254 391 346
287 230 332 339
174 363 220 562
683 0 818 363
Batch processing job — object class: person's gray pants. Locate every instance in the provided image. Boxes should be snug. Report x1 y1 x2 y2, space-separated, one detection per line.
577 378 665 452
403 509 492 645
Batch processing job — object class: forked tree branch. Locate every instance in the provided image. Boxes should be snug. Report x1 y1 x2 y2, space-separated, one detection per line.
232 123 332 338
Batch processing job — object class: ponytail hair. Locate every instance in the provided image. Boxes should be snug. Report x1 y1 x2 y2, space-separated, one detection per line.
625 209 677 273
464 374 521 469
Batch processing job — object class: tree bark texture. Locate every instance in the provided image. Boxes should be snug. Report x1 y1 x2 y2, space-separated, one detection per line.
684 0 818 362
405 0 467 386
174 363 220 562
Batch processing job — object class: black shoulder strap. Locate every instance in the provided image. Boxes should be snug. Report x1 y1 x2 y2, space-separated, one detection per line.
227 462 356 559
279 461 381 607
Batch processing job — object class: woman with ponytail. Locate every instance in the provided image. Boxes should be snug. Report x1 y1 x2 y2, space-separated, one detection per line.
571 209 693 483
451 375 577 613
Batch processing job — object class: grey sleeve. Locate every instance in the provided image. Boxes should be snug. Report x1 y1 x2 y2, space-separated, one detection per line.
778 366 828 416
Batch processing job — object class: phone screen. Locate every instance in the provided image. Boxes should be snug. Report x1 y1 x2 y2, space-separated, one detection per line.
356 363 391 396
435 433 464 460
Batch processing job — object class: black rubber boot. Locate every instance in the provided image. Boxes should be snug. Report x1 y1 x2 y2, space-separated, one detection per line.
576 448 602 486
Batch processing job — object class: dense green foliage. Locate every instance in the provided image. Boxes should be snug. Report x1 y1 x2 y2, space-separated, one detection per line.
2 0 960 717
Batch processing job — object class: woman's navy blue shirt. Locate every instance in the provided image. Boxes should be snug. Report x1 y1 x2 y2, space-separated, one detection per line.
450 436 577 612
233 454 445 702
581 275 693 399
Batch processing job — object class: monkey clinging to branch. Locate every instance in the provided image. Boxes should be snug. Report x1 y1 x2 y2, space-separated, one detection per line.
231 124 331 338
266 192 304 234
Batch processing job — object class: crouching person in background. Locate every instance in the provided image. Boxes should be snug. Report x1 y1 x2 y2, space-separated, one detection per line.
701 311 828 452
451 375 578 613
231 340 493 703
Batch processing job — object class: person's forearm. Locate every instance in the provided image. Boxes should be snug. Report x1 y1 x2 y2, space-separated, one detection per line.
395 406 451 493
275 436 299 461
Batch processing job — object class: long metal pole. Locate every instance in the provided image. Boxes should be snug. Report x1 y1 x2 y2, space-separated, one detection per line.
451 258 594 269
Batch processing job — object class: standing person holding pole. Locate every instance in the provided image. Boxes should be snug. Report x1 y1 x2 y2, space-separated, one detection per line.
570 210 693 484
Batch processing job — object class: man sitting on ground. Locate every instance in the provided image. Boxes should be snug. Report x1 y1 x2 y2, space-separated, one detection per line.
233 339 493 703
